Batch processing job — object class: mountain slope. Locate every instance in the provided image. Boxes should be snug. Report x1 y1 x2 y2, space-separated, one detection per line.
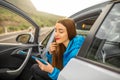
6 0 64 27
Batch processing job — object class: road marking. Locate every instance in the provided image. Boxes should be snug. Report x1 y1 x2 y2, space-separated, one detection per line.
0 36 16 41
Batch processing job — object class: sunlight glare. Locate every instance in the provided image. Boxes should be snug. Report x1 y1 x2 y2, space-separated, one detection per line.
31 0 108 17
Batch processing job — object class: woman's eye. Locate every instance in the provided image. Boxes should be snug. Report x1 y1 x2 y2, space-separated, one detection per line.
59 31 63 33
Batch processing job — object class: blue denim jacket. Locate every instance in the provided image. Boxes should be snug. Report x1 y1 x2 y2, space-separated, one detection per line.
46 35 85 80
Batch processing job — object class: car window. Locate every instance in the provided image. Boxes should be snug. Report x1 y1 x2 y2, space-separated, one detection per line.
86 3 120 69
41 30 54 47
76 16 98 37
0 6 35 44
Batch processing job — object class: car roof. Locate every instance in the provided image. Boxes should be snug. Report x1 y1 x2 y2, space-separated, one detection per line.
69 1 110 19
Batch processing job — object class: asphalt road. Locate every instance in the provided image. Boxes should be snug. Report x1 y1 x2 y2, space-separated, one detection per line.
0 27 53 43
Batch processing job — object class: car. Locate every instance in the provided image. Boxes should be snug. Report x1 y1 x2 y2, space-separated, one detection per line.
58 0 120 80
0 0 120 80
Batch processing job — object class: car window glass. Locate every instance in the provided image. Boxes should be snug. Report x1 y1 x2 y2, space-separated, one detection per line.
41 30 54 47
0 6 35 44
76 15 100 37
87 3 120 69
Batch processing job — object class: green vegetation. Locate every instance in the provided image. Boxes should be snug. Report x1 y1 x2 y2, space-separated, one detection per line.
6 0 64 27
0 0 64 34
0 7 30 33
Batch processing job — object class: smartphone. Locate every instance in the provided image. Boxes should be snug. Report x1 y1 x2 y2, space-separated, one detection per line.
32 56 48 65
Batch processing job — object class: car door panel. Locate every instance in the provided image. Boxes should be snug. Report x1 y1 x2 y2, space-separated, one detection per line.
0 0 37 72
0 44 27 69
58 58 120 80
0 0 41 79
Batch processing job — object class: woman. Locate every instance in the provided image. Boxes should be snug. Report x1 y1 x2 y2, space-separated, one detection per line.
31 18 85 80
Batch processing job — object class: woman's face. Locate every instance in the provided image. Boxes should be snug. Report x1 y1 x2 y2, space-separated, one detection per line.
54 23 69 46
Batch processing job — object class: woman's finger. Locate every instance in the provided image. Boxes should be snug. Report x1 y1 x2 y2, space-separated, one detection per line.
51 47 56 51
36 59 42 65
51 42 58 46
52 42 57 44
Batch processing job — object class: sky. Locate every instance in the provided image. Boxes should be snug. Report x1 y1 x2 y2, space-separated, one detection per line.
30 0 109 17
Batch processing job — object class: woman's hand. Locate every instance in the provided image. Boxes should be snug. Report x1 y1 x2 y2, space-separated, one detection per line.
36 59 54 73
49 42 58 54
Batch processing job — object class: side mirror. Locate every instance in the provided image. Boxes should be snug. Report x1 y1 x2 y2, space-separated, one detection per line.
16 34 31 44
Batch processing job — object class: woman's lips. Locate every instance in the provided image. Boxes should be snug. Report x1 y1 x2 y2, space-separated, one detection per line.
55 38 60 40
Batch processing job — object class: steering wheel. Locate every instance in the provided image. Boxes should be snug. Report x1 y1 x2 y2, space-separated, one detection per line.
0 47 32 80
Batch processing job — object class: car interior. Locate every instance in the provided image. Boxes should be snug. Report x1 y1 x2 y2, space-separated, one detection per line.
88 22 120 68
76 16 99 37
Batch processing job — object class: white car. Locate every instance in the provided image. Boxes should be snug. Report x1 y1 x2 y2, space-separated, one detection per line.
58 0 120 80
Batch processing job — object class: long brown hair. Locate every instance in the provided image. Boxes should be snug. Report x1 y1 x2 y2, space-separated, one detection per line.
52 18 77 70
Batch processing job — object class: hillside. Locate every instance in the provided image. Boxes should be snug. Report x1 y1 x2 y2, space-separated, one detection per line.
5 0 64 27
